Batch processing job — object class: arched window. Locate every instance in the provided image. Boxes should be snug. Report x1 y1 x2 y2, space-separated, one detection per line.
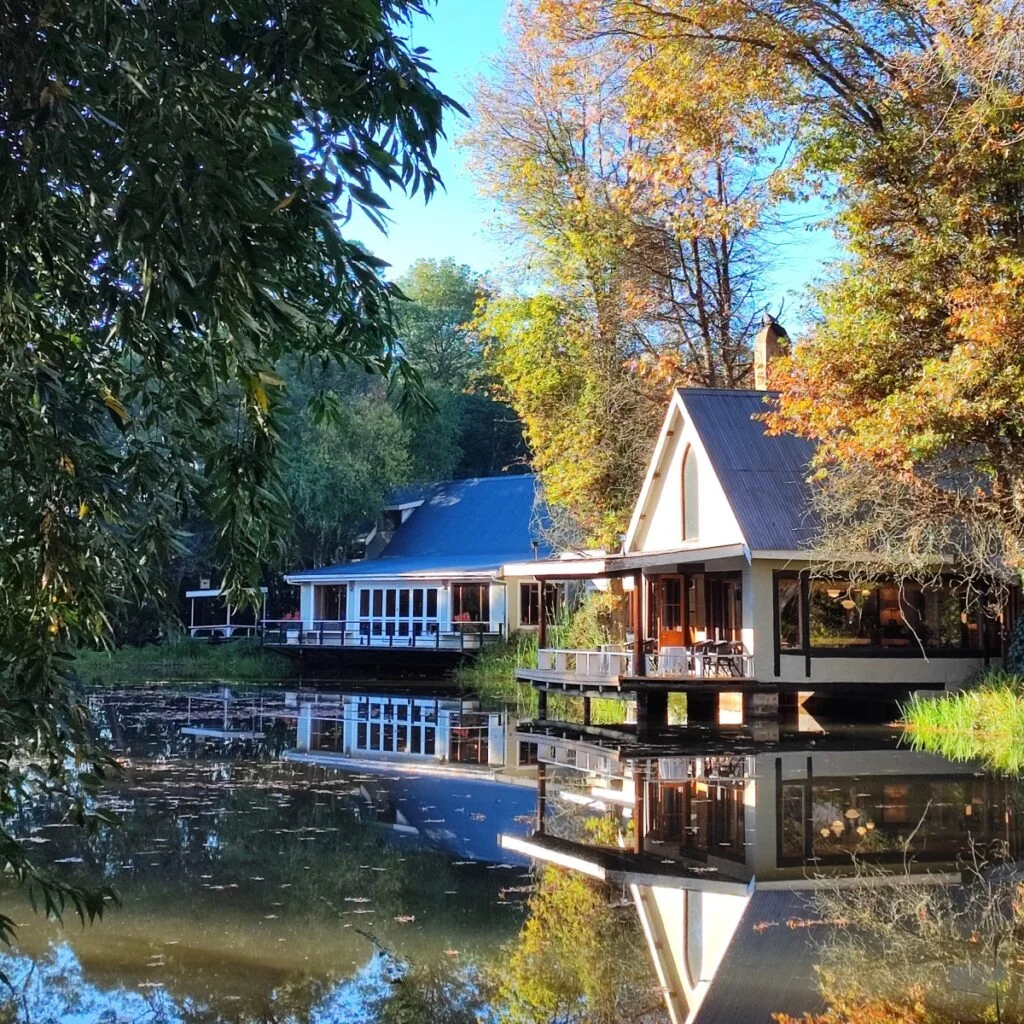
682 446 699 541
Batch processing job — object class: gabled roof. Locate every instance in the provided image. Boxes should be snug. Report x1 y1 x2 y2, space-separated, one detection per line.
681 388 816 553
288 474 550 581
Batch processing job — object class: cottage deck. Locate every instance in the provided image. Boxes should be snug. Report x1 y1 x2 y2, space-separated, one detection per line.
260 619 504 653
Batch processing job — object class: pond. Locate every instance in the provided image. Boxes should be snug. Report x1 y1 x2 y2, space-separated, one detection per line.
0 686 539 1024
7 685 1024 1024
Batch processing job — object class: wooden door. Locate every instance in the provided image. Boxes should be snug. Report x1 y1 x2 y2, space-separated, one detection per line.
657 576 686 648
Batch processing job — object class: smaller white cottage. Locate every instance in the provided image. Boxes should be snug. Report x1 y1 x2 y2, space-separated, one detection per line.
277 475 558 649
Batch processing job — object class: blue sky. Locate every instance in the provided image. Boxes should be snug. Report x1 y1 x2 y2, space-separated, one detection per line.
352 0 839 325
348 0 509 280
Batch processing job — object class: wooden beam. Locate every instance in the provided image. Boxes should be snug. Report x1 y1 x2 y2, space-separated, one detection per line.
538 581 548 650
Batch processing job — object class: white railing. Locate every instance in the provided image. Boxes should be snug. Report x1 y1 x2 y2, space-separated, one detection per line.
532 643 755 680
260 619 503 652
188 623 258 639
534 647 632 680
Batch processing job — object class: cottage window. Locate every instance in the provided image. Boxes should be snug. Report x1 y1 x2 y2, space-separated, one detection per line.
682 447 699 541
519 582 565 627
520 582 541 626
356 586 440 639
315 585 346 623
773 573 988 657
452 583 490 630
776 577 802 650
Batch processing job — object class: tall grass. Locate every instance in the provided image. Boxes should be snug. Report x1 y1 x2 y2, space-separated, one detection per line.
903 671 1024 774
454 591 634 726
73 637 293 686
454 631 539 715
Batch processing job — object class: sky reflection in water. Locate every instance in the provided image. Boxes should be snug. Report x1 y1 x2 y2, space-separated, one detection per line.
0 687 534 1023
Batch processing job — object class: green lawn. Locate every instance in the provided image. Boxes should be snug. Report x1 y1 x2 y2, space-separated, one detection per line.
72 638 293 686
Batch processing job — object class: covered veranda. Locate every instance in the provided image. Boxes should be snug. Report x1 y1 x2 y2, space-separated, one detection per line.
504 544 756 688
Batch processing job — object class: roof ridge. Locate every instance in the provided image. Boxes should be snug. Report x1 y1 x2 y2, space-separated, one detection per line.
675 386 780 398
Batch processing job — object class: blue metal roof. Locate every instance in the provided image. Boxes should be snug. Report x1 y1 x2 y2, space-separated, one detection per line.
290 474 550 581
679 388 817 552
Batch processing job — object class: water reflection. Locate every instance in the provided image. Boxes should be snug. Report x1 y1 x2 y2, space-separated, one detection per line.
512 708 1024 1023
1 686 537 1024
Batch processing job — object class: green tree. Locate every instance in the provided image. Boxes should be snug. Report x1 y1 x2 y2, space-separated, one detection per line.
0 0 455 938
397 258 486 390
280 364 412 568
397 259 528 477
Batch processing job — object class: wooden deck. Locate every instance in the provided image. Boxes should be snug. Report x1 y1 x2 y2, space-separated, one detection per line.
261 620 504 654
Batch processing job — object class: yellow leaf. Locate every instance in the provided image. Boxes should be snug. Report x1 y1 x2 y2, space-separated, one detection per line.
100 388 130 423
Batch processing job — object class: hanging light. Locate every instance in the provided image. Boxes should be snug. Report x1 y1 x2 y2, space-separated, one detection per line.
841 599 857 610
827 588 841 599
844 808 860 819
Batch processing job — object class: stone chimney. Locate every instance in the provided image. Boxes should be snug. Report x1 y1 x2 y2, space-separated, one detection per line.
753 313 789 390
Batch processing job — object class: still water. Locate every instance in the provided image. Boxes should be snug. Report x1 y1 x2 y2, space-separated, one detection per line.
6 685 1024 1023
0 686 536 1023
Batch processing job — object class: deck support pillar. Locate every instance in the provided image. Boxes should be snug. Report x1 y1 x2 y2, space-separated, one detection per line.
536 688 548 722
538 582 548 650
636 689 668 741
537 761 547 835
686 691 718 725
582 696 591 727
779 690 801 729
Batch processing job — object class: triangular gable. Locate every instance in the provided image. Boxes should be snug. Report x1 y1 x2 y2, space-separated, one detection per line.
625 391 747 555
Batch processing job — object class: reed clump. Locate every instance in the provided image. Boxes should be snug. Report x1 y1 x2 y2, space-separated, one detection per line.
903 671 1024 774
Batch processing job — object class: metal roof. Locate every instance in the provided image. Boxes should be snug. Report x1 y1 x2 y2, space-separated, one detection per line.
679 388 817 552
288 474 550 581
693 889 824 1024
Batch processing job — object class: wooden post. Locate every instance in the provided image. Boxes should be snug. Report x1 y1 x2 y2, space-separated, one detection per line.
633 763 645 855
632 572 646 676
536 687 548 721
582 696 591 727
538 581 548 650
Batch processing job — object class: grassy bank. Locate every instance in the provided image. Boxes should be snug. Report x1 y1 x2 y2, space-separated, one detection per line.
903 671 1024 773
73 637 293 686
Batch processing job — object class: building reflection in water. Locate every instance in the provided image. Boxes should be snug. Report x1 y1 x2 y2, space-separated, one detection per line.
503 706 1024 1024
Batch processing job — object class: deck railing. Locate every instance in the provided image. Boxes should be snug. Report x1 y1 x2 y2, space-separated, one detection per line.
259 619 503 652
535 647 633 679
646 643 754 679
188 623 258 639
531 642 754 681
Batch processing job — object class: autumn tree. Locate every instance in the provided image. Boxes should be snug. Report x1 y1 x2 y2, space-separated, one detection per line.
466 1 782 544
492 866 665 1024
540 0 1024 585
775 841 1024 1023
0 0 454 937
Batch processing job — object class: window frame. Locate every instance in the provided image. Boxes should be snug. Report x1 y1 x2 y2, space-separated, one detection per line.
772 570 995 669
682 445 699 542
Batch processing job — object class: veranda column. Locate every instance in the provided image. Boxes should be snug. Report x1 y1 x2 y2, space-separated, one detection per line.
632 572 646 676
